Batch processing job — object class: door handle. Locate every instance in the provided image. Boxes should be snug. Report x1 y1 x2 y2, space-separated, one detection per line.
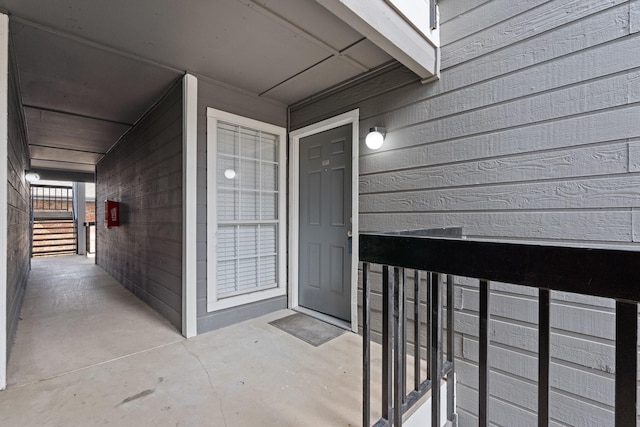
347 230 353 238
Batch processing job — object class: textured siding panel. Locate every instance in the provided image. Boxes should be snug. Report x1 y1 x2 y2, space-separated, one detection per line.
441 0 549 44
290 0 639 425
439 0 490 24
441 0 628 69
631 0 640 33
6 37 30 359
96 79 183 329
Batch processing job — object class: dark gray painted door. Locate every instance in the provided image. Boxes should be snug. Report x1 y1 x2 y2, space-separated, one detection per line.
299 124 352 321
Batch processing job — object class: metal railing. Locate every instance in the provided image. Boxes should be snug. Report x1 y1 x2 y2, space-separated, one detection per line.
30 184 77 256
31 184 73 212
360 233 640 427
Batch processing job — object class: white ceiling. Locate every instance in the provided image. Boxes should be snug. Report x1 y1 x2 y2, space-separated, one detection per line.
0 0 393 174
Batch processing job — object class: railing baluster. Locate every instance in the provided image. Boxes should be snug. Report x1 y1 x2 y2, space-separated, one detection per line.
615 301 637 427
538 289 550 427
446 274 455 423
414 270 421 391
426 272 432 380
431 272 442 427
393 267 404 426
363 263 370 427
382 266 393 423
401 269 407 405
479 280 490 427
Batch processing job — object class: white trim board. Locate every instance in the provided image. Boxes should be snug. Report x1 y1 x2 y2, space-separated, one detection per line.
206 108 287 312
0 12 9 390
288 109 360 333
316 0 439 80
182 74 198 338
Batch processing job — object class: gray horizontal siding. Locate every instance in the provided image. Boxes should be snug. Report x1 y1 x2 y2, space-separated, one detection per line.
6 36 31 360
96 79 183 330
290 0 640 425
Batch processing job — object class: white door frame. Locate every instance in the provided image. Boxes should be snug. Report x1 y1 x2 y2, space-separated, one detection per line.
288 109 359 332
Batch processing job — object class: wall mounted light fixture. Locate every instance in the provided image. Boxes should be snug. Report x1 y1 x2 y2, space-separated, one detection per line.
365 127 386 150
25 170 40 182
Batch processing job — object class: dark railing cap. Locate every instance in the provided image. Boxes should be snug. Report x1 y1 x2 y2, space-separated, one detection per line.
360 233 640 303
30 184 73 189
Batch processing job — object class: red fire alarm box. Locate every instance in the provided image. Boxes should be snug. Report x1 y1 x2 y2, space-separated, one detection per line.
105 200 120 227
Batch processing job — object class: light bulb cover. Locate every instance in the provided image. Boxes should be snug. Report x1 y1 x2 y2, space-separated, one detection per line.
224 169 237 179
365 127 386 150
25 171 40 182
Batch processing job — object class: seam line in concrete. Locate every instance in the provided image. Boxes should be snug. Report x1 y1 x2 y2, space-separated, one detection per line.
6 338 186 391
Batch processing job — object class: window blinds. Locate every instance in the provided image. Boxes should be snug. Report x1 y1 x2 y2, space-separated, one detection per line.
216 122 279 298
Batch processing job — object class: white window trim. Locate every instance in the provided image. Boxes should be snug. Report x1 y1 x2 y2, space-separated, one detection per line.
206 108 287 312
288 109 359 333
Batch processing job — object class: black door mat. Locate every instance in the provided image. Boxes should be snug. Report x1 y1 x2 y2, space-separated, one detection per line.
269 312 346 347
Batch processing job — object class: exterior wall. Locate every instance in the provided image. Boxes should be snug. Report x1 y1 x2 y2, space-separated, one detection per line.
96 80 183 329
290 1 640 425
85 201 95 223
6 33 30 359
195 77 287 334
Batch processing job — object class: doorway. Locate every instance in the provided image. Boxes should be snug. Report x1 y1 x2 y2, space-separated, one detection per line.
289 110 359 331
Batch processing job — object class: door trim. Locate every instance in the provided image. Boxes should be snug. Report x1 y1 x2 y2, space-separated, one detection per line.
289 109 359 332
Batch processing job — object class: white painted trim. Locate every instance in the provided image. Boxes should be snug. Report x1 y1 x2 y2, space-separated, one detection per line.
0 13 8 391
182 74 198 338
317 0 439 80
289 109 360 333
74 183 86 255
385 0 433 40
206 108 287 312
404 379 452 427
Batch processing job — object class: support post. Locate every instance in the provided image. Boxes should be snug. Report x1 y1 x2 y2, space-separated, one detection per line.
74 182 86 255
0 12 9 391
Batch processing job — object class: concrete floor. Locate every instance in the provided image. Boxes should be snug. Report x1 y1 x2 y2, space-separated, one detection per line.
1 255 376 426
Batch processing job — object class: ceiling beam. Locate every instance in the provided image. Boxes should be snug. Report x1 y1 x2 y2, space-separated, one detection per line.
258 36 367 97
242 0 369 73
28 144 105 155
34 168 94 183
23 104 133 127
11 16 185 76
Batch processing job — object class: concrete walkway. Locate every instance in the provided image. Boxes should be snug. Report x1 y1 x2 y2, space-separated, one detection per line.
1 256 371 426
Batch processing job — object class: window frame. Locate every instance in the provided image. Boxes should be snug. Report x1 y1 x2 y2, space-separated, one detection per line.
206 108 287 312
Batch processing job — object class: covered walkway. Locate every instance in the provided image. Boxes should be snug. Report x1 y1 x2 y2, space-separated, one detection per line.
1 256 370 426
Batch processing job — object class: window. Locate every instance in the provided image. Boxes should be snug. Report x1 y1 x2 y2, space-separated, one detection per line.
207 109 286 311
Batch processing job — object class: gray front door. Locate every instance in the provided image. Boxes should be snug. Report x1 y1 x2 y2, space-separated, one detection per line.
299 124 352 322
